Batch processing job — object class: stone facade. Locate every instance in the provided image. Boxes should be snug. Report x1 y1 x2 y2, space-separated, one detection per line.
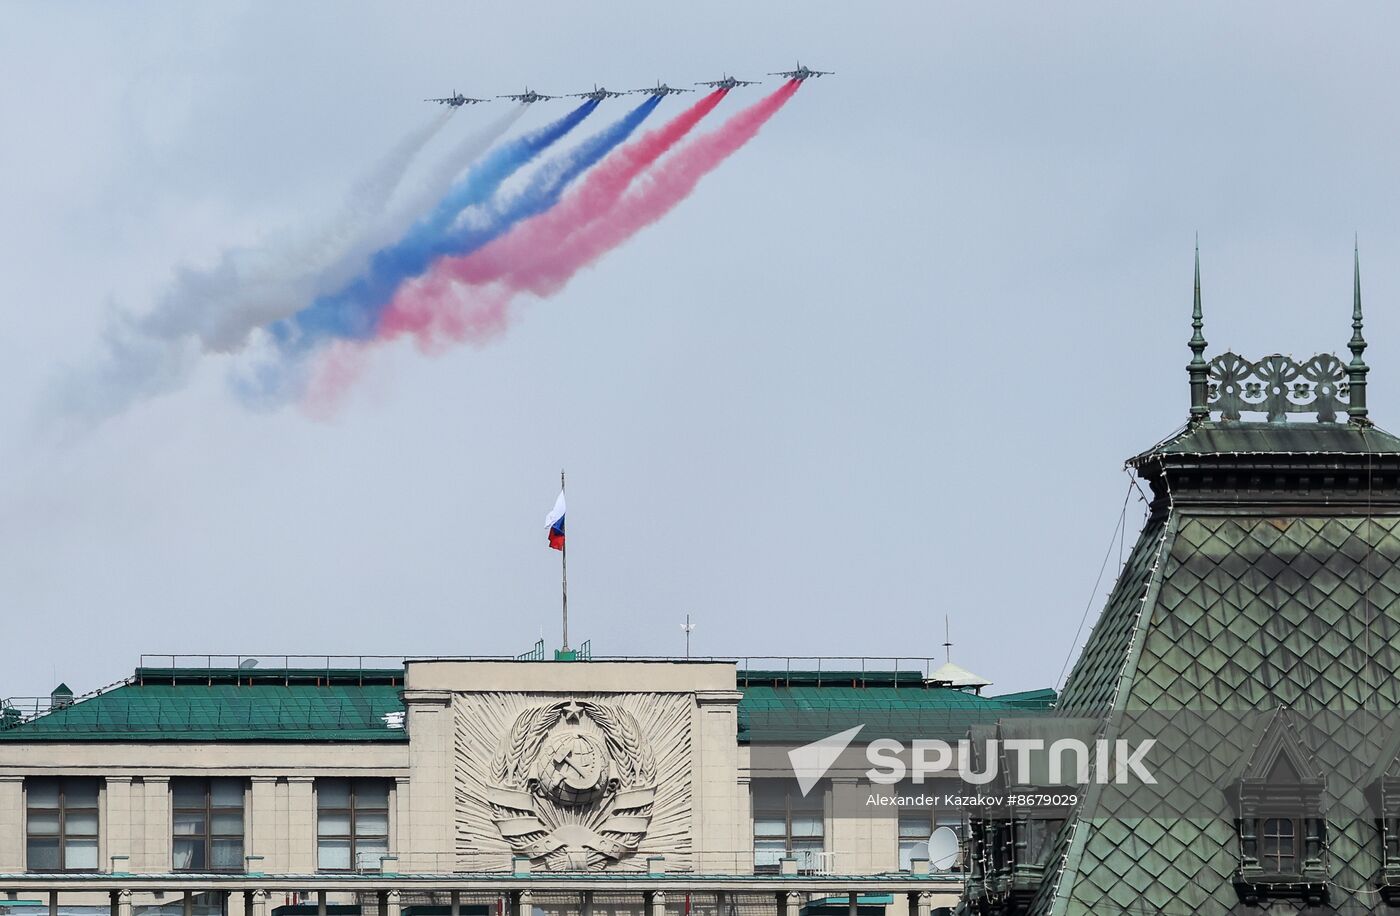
0 659 997 916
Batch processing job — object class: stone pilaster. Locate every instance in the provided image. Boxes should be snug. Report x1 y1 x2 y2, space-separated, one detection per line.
0 776 24 872
140 777 170 873
402 689 453 872
285 777 317 873
248 777 281 873
104 778 134 871
694 690 743 874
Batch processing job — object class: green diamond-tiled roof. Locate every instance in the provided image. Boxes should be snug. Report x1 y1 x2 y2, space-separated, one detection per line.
1029 490 1400 913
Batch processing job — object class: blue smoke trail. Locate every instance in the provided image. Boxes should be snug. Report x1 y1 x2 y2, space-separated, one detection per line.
269 101 600 351
442 94 661 255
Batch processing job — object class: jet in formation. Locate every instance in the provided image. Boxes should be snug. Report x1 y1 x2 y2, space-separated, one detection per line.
426 92 490 107
569 85 629 101
631 81 694 97
497 87 557 104
769 62 834 81
695 74 761 90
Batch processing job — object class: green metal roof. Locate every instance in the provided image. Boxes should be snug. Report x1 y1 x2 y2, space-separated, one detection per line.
1131 420 1400 465
0 667 1052 744
0 682 407 742
739 685 1054 743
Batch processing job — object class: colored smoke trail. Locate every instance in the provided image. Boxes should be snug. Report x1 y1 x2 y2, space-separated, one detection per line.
379 82 799 349
50 108 461 424
141 108 458 352
290 104 530 331
509 81 799 297
438 95 662 275
425 90 727 290
266 101 600 351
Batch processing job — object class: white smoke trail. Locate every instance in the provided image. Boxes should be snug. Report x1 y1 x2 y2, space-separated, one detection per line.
137 108 457 352
53 106 524 424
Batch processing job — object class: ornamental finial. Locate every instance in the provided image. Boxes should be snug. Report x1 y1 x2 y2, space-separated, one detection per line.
1188 237 1210 422
1348 238 1370 424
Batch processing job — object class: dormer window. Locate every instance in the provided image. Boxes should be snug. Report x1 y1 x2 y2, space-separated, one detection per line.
1369 773 1400 903
1230 715 1329 907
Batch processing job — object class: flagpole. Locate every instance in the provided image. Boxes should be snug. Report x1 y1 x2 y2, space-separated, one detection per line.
560 469 569 652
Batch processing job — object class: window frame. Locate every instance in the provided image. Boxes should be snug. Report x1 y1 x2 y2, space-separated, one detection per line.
316 778 391 873
171 777 246 873
1260 817 1298 874
25 777 100 873
751 780 825 874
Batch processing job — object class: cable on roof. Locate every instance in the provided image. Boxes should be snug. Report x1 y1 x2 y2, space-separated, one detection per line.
1055 479 1134 692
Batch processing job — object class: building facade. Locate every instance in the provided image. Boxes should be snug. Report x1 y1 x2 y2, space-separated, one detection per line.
0 656 1051 916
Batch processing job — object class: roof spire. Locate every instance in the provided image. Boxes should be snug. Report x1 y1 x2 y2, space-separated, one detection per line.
1348 238 1370 425
1188 236 1210 422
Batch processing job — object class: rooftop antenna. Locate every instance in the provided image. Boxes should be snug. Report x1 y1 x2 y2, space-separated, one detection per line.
1349 237 1370 425
681 613 696 659
1188 236 1210 423
942 616 953 664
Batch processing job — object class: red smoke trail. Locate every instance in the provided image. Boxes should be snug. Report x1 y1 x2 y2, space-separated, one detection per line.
428 89 729 290
379 81 798 348
379 89 729 344
508 80 799 297
303 82 799 404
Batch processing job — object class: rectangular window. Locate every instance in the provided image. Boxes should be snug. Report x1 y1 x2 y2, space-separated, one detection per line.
26 778 99 872
895 781 964 871
172 778 245 872
317 779 390 872
751 780 825 874
1261 817 1297 873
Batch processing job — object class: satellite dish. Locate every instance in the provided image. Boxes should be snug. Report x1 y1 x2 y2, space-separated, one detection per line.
928 826 959 871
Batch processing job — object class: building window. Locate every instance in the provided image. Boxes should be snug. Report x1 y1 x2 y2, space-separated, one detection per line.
317 779 390 872
752 780 824 873
172 778 245 872
26 778 99 872
1261 817 1297 873
896 782 964 871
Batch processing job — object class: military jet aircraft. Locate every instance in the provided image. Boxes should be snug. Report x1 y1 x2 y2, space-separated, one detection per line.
695 74 760 90
569 85 628 101
497 87 556 104
630 81 694 97
426 92 489 107
768 62 834 81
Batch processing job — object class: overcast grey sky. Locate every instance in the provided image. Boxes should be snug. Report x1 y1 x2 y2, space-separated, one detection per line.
3 2 1399 700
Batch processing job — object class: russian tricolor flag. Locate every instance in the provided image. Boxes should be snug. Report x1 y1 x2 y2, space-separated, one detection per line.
545 491 566 551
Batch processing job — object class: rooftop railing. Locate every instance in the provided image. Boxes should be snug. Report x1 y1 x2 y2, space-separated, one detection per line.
137 655 962 688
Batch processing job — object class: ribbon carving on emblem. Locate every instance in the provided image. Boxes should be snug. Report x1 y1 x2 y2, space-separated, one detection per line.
486 699 657 870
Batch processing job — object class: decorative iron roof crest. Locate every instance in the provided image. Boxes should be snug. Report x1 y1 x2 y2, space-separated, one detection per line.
1187 242 1371 426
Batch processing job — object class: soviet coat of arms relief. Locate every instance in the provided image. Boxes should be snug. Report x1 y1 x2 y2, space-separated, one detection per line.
455 694 691 872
